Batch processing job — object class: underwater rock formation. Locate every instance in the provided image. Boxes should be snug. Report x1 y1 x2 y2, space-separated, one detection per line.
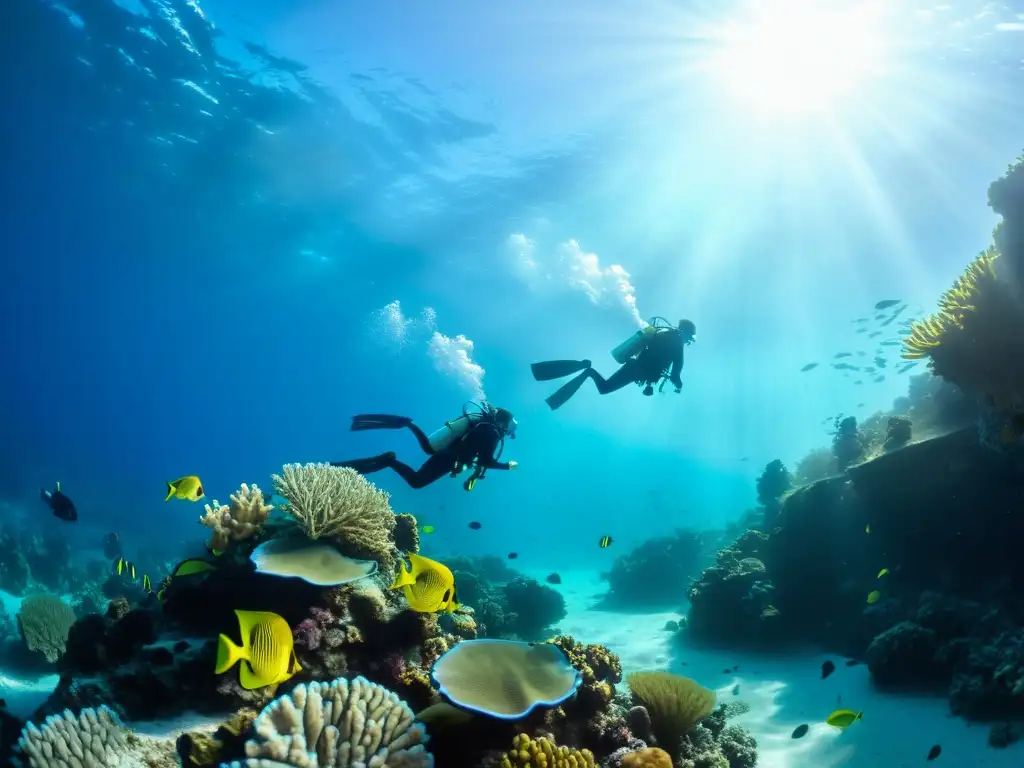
598 530 704 609
502 577 566 639
831 416 865 470
686 531 783 649
755 460 791 530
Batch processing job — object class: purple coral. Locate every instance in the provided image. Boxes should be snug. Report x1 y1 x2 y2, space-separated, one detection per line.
293 607 334 651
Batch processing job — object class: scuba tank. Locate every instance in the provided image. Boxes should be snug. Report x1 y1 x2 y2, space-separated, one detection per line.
427 401 489 453
611 317 671 364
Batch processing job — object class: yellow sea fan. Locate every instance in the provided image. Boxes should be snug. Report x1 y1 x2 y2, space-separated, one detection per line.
902 247 999 360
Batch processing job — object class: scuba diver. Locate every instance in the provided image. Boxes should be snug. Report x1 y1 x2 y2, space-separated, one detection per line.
332 401 519 491
531 317 696 410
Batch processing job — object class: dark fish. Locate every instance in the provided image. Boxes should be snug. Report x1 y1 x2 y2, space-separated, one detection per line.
874 299 901 310
821 660 836 679
927 744 941 760
833 363 858 371
874 313 886 321
723 668 731 673
800 363 819 372
880 340 900 346
855 328 867 334
599 535 613 548
854 380 863 385
874 357 886 368
874 375 885 382
507 552 518 560
791 724 809 739
845 659 862 667
40 482 77 522
868 331 882 338
733 665 740 671
853 317 868 323
546 573 561 585
732 684 740 695
740 457 749 462
833 352 852 359
468 521 482 530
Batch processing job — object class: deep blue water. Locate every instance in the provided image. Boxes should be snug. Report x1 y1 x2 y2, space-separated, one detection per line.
3 0 1024 573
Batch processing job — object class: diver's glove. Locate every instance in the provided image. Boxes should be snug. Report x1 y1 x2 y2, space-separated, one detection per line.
508 460 518 469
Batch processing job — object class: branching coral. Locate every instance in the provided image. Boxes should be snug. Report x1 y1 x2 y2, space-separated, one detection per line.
200 483 273 552
499 733 595 768
18 593 77 663
272 463 396 567
17 705 176 768
226 675 433 767
625 671 717 753
902 247 1024 407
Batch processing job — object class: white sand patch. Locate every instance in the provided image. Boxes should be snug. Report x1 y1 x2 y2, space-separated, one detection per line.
532 568 1024 767
0 673 59 719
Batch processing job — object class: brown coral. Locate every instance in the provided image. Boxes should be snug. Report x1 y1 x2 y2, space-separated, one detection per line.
621 748 672 768
903 246 1024 408
272 463 396 568
499 733 595 768
199 483 272 552
395 512 420 553
626 671 717 753
549 635 623 714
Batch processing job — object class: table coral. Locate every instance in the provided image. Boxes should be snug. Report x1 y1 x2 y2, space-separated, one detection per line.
200 483 272 553
499 733 595 768
18 593 77 663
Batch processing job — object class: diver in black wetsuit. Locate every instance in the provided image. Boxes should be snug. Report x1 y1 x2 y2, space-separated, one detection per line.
531 318 695 410
332 403 519 491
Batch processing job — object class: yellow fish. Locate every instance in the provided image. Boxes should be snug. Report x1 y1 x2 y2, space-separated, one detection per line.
165 475 204 502
390 552 460 613
866 590 881 604
825 709 862 729
876 568 889 579
115 558 136 580
215 609 300 690
865 524 871 534
142 574 152 592
422 525 435 534
156 576 172 602
170 558 217 578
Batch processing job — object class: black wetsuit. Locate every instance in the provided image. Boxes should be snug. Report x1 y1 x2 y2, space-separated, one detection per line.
590 328 684 394
333 418 511 489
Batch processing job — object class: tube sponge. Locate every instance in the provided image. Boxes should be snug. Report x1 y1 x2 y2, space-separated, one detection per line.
17 593 77 663
17 706 128 768
223 675 433 768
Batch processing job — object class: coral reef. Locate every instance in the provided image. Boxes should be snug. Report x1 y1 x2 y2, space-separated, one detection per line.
395 512 420 554
499 733 594 768
624 672 717 754
755 460 791 530
831 416 865 470
598 530 704 609
18 594 77 663
686 531 782 648
883 415 912 451
273 463 397 570
224 675 432 767
16 705 177 768
199 483 272 552
502 577 566 639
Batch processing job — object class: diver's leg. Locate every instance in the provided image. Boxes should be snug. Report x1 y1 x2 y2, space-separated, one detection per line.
402 422 436 455
330 452 397 474
588 361 641 394
386 452 453 489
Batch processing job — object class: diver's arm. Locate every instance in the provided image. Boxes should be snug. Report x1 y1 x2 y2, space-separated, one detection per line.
476 429 511 469
669 340 684 390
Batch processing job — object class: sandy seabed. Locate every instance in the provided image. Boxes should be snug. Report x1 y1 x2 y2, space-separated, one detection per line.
541 568 1024 768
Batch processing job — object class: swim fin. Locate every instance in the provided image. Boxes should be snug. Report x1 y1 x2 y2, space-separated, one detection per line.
544 370 592 410
331 452 396 474
350 414 413 432
531 360 592 382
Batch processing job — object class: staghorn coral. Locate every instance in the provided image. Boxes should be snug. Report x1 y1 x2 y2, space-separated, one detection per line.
225 675 432 768
903 246 1024 408
499 733 595 768
273 463 396 568
200 483 272 552
620 748 671 768
17 705 177 768
18 593 77 663
625 672 717 754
